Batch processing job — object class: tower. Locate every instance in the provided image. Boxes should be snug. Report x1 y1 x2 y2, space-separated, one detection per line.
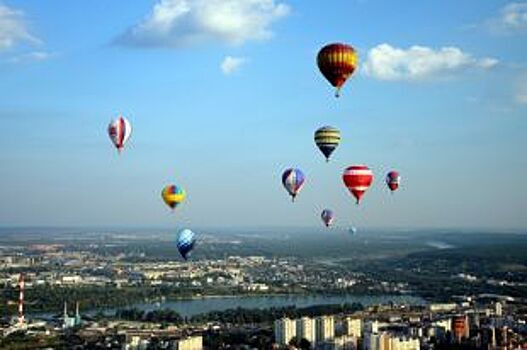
18 273 25 326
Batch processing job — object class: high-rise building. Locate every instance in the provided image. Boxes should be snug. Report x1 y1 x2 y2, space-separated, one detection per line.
344 317 362 338
364 320 380 335
452 315 469 341
275 318 297 345
365 333 420 350
379 332 392 350
296 317 316 344
495 302 503 317
333 334 357 350
391 337 420 350
315 315 335 343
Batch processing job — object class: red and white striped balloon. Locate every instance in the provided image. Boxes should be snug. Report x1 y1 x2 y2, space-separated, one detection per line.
108 116 132 153
342 165 374 204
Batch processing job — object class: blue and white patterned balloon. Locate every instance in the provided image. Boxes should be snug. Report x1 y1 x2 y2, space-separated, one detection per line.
176 229 196 260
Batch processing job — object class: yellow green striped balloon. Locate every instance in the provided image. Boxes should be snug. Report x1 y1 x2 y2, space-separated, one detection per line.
314 126 341 162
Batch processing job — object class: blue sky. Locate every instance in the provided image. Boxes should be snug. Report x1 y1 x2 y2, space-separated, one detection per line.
0 0 526 229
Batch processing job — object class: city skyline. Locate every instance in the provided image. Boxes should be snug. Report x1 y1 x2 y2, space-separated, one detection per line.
0 0 526 229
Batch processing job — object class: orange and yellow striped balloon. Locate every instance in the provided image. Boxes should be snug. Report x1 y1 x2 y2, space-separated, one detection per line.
317 43 358 97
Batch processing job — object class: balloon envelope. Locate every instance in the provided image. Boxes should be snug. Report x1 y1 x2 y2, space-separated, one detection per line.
176 229 196 260
342 165 373 204
321 209 335 227
282 168 305 201
386 171 401 192
162 185 186 209
108 116 132 152
317 43 358 97
314 126 341 161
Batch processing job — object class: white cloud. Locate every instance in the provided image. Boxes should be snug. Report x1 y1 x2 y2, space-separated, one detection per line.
116 0 290 48
491 2 527 33
363 43 498 81
0 3 40 50
221 55 246 75
7 50 55 63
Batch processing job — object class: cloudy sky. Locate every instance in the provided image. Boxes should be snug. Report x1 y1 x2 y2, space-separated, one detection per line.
0 0 526 230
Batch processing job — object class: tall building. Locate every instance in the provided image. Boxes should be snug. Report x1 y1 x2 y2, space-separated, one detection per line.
391 337 420 350
275 318 296 345
379 332 392 350
344 317 362 338
333 335 357 350
365 333 381 350
175 335 202 350
365 333 420 350
296 317 316 344
315 315 335 343
452 315 469 341
495 302 503 317
364 320 379 335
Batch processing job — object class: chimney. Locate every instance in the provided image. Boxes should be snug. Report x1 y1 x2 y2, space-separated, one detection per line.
18 273 25 326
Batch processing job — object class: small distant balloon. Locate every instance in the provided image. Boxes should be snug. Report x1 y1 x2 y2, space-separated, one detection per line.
314 126 341 162
317 43 358 97
342 165 374 204
386 171 401 193
349 227 357 235
282 168 305 202
321 209 335 227
176 228 196 260
108 116 132 153
162 185 186 210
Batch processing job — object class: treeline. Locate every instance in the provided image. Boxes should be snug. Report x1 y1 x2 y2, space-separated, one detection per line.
116 308 184 324
115 302 364 325
0 285 167 315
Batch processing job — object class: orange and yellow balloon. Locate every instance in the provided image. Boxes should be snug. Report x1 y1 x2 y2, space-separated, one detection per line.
317 43 358 97
161 185 186 210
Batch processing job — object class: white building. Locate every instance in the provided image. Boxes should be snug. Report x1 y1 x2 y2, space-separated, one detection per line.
495 302 503 317
429 303 457 312
275 318 297 345
391 337 420 350
296 317 316 344
344 317 362 338
333 334 358 349
364 333 420 350
316 315 335 343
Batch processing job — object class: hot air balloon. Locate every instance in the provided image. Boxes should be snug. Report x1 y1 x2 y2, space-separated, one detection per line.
282 168 305 202
343 165 373 204
386 171 401 193
108 116 132 153
314 126 341 162
321 209 335 227
317 43 358 97
176 228 196 260
348 226 357 235
162 185 186 210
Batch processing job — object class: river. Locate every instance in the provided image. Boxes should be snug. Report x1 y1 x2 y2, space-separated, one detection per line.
117 294 425 317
